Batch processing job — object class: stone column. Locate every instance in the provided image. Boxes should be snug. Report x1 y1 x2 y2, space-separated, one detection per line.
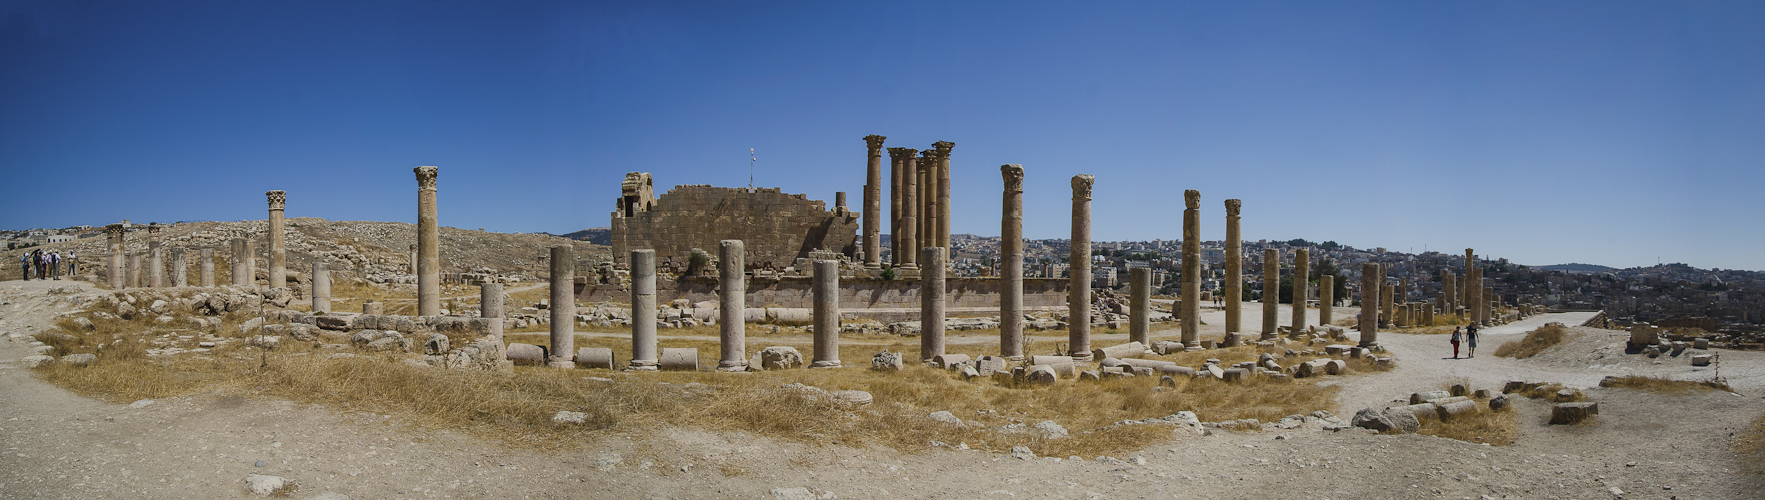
245 239 256 286
549 245 575 368
1382 285 1396 326
862 135 885 269
1224 200 1242 337
408 245 417 275
898 149 919 269
718 240 747 371
311 262 331 313
1360 263 1380 347
1130 267 1150 346
1068 175 1095 361
147 223 162 288
921 247 947 362
629 249 659 370
171 248 187 287
888 148 910 265
105 224 125 289
1484 286 1496 324
481 282 504 340
1292 248 1309 331
1181 190 1201 348
128 253 141 288
199 248 214 287
919 150 935 251
1262 249 1279 339
230 238 250 286
811 260 842 368
1462 249 1475 322
1442 271 1457 316
1000 164 1025 359
835 191 846 212
933 141 954 250
1319 275 1334 325
267 190 287 288
415 166 441 317
1399 276 1409 306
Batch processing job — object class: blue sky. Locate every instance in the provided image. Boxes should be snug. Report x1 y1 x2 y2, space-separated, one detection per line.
3 1 1762 270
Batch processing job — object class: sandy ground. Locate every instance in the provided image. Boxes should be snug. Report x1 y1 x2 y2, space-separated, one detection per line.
3 278 1764 499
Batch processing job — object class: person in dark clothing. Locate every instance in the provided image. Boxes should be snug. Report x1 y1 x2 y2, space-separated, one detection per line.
1466 324 1480 358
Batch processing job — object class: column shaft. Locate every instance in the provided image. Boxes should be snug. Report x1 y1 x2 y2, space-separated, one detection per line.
921 247 947 361
1180 190 1200 347
105 225 125 289
1130 267 1150 345
1224 200 1242 335
862 135 884 269
267 191 287 288
199 248 214 287
629 249 658 370
934 141 954 250
415 167 441 316
888 149 906 265
171 248 186 287
1292 248 1309 331
481 282 505 340
230 238 249 286
718 240 747 371
1360 263 1380 347
147 227 162 288
1068 175 1094 360
549 245 575 368
1319 275 1334 325
812 260 842 368
311 262 331 313
1262 249 1279 337
999 165 1025 359
898 151 919 269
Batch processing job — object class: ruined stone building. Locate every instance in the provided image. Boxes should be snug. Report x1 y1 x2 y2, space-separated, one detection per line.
610 172 859 271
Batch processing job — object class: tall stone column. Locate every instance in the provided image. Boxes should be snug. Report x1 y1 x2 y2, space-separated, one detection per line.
311 262 331 313
1292 248 1309 331
267 190 287 288
1000 165 1025 359
1462 249 1475 322
1319 275 1334 325
245 239 256 287
933 141 954 250
481 282 504 340
1223 200 1242 336
889 148 911 265
898 149 919 269
629 249 659 370
104 224 125 289
862 135 885 269
230 238 250 286
198 248 214 287
1485 286 1496 322
921 247 947 362
811 260 842 368
1399 276 1409 306
1360 263 1380 347
171 248 187 287
1130 267 1151 346
718 240 748 371
1262 249 1279 339
408 245 417 275
128 254 141 288
919 150 935 251
1382 285 1396 326
415 166 441 317
1180 190 1201 348
147 223 162 288
1442 270 1457 315
1068 175 1095 361
548 245 575 368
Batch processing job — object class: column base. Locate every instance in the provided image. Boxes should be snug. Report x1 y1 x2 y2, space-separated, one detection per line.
809 360 843 368
1068 352 1094 362
627 360 659 371
716 360 749 372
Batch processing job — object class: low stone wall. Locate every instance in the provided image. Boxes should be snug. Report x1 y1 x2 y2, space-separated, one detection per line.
578 276 1069 311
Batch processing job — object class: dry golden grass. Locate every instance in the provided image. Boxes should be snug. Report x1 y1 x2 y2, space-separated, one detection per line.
1413 379 1518 445
1598 375 1731 394
1516 383 1584 402
1493 323 1569 359
1736 414 1765 474
31 303 1376 459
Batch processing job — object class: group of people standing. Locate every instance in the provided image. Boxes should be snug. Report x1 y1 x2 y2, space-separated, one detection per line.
18 249 75 281
1451 324 1479 358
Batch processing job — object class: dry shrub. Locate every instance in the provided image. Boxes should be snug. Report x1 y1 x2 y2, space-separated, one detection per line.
1737 414 1765 474
1493 324 1569 359
1599 375 1731 394
1416 406 1518 445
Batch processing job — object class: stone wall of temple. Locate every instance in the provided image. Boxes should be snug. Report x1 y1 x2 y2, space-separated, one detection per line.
610 174 859 271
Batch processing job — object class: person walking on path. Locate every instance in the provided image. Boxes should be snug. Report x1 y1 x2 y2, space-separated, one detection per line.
1450 326 1463 359
1466 324 1480 358
18 253 29 281
66 251 76 277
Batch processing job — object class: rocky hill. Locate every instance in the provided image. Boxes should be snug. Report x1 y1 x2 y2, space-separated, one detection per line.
4 219 612 282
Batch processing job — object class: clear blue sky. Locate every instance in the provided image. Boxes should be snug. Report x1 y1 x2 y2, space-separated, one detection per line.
3 1 1762 270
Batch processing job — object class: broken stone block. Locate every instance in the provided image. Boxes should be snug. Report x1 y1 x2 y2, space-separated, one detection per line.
575 347 616 369
1549 402 1599 425
1435 400 1478 421
1489 394 1510 411
1691 354 1713 367
759 346 804 370
869 350 903 371
1502 380 1527 393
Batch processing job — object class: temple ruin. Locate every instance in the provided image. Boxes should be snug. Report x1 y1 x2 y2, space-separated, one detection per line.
609 172 859 272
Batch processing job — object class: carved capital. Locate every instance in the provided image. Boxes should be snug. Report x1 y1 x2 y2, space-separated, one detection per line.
266 190 286 210
1225 198 1241 216
1001 164 1024 193
414 166 439 190
104 224 125 237
1071 174 1095 200
1184 189 1200 209
887 147 914 161
864 134 886 152
147 222 161 234
932 140 954 157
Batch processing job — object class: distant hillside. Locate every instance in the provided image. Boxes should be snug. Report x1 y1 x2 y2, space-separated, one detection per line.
560 227 611 245
1538 263 1618 274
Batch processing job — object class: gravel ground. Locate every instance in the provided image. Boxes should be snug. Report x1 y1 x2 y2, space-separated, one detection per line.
3 278 1763 499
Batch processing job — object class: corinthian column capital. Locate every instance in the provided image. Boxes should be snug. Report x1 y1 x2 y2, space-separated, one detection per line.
414 166 439 190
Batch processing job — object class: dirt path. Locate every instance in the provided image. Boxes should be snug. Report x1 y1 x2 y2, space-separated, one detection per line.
3 280 1762 499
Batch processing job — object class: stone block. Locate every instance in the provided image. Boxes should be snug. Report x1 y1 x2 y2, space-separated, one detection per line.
575 347 616 369
1691 354 1713 367
659 348 699 371
1549 402 1599 425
